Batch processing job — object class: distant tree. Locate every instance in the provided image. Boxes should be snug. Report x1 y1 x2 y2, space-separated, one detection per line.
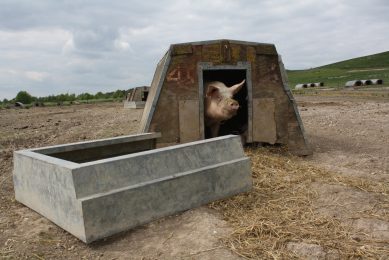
105 91 114 97
10 89 129 105
70 93 76 101
112 89 125 99
77 92 94 100
95 91 105 100
15 91 34 104
58 93 74 102
46 95 56 102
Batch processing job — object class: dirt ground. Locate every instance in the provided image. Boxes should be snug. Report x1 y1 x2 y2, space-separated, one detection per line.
0 91 388 259
296 93 389 258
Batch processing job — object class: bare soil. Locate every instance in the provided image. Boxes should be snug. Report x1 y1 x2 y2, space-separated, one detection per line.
0 91 388 259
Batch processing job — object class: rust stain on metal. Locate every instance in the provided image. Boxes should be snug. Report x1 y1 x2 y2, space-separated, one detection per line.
172 44 193 56
255 44 277 55
202 44 221 62
220 40 232 63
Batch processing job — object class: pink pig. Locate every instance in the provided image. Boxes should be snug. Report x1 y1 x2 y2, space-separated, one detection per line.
204 79 245 137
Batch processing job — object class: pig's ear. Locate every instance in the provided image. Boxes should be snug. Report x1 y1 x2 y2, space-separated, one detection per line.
206 84 221 99
230 79 245 95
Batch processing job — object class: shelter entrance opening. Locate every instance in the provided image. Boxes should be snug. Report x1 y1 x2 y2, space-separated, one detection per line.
141 90 149 101
202 69 248 140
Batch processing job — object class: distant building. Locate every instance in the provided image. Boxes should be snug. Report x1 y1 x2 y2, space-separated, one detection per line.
361 79 372 85
295 84 308 89
371 79 383 85
345 79 383 88
345 80 362 87
124 86 150 109
295 82 323 89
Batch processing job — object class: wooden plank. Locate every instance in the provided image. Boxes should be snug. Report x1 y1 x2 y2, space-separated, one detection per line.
255 44 277 55
172 44 193 55
220 40 231 63
139 51 171 133
252 98 277 144
179 100 200 143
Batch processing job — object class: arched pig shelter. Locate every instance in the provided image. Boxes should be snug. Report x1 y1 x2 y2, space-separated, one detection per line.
371 79 383 85
295 84 307 89
124 86 150 109
139 40 311 156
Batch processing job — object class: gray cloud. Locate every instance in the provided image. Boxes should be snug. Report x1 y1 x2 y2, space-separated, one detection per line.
0 0 388 99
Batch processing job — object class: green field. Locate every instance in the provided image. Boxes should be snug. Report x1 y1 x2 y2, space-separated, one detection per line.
287 51 389 88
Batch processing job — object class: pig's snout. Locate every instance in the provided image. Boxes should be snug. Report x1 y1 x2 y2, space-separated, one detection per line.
230 100 239 111
222 99 240 117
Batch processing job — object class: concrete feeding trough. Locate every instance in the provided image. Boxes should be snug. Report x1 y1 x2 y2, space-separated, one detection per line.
13 133 251 243
123 86 150 109
140 39 311 156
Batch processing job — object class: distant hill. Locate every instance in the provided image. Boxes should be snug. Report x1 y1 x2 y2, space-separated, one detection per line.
287 51 389 88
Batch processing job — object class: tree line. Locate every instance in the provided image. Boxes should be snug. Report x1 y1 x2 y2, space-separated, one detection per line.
1 90 127 105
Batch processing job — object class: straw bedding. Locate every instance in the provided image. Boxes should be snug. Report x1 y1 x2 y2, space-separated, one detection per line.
210 147 389 259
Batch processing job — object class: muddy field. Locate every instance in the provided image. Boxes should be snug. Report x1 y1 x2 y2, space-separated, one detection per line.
0 91 388 259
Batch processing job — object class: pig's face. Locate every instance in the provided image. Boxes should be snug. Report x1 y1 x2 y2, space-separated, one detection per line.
204 80 245 123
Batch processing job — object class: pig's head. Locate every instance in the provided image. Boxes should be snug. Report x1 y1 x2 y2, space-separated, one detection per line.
204 79 245 124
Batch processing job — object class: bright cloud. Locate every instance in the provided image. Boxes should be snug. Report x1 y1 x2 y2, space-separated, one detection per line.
24 71 49 81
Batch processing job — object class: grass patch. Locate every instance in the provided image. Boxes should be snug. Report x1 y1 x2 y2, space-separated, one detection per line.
291 87 389 99
287 51 389 88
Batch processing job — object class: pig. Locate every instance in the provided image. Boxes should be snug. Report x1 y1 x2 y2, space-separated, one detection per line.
204 79 245 138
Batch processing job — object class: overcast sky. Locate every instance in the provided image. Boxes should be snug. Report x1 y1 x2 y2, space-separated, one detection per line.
1 0 388 99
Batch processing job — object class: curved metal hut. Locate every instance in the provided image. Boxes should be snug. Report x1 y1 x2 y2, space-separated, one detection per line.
139 39 311 156
295 84 307 89
345 80 362 87
124 86 150 108
371 79 383 85
361 79 373 85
